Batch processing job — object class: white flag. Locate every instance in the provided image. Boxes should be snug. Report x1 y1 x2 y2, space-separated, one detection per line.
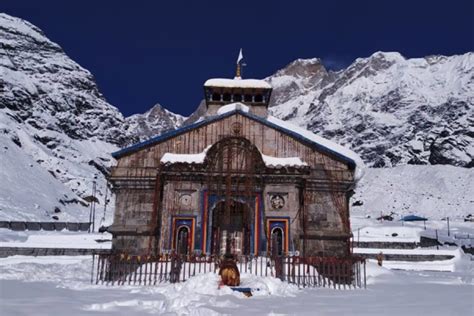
236 48 243 65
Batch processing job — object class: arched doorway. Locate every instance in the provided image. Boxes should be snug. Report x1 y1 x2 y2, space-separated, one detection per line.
175 226 190 255
202 137 265 255
211 200 251 255
266 218 289 255
270 227 284 256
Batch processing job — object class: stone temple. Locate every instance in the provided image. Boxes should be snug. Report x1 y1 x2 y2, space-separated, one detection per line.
108 59 362 258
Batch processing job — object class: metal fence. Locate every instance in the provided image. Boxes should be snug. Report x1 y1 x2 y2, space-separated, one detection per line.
92 253 366 289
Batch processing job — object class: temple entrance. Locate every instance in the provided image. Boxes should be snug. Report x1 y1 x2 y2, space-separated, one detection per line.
266 218 289 255
176 226 190 255
204 137 265 255
271 227 284 256
211 200 251 255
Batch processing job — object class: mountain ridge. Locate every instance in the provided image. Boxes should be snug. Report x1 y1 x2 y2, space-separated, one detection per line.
266 51 473 168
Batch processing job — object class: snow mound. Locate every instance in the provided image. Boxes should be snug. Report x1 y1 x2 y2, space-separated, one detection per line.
91 273 300 315
239 273 299 297
150 272 299 300
365 261 394 284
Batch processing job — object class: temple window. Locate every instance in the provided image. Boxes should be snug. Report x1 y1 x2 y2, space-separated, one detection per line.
233 94 242 102
212 93 221 101
223 93 231 102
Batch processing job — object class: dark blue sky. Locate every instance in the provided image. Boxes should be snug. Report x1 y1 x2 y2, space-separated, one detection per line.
2 0 473 116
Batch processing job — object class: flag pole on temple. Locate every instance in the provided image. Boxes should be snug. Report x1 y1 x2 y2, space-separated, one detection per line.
235 48 243 79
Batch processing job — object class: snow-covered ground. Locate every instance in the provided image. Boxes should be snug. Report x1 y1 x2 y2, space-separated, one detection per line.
0 255 472 315
0 217 472 315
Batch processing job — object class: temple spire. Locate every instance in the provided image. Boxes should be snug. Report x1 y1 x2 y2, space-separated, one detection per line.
235 48 243 79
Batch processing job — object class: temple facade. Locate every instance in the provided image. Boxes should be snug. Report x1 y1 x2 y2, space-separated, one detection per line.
108 62 362 258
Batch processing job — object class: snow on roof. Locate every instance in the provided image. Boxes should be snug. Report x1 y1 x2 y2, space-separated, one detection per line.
216 102 249 115
261 154 308 168
204 78 272 89
266 116 365 180
161 146 210 165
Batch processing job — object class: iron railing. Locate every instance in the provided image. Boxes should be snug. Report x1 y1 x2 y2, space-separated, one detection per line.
91 253 366 289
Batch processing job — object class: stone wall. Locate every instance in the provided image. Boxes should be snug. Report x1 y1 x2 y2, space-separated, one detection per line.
0 221 90 231
0 247 110 258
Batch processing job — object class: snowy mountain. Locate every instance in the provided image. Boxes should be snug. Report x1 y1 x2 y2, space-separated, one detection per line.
267 52 473 168
0 12 472 222
126 103 185 142
0 13 179 221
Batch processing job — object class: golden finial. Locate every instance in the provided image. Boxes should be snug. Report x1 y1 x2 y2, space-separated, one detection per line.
236 63 241 78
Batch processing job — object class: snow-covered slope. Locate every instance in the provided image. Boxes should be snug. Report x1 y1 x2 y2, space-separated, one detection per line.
268 52 473 168
0 132 89 221
351 165 474 220
0 13 179 221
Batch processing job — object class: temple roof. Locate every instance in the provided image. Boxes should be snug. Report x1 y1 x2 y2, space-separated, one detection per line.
112 107 364 179
204 78 271 89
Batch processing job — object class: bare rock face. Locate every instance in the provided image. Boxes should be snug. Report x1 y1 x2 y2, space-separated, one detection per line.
267 52 474 168
181 99 207 126
267 58 329 110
